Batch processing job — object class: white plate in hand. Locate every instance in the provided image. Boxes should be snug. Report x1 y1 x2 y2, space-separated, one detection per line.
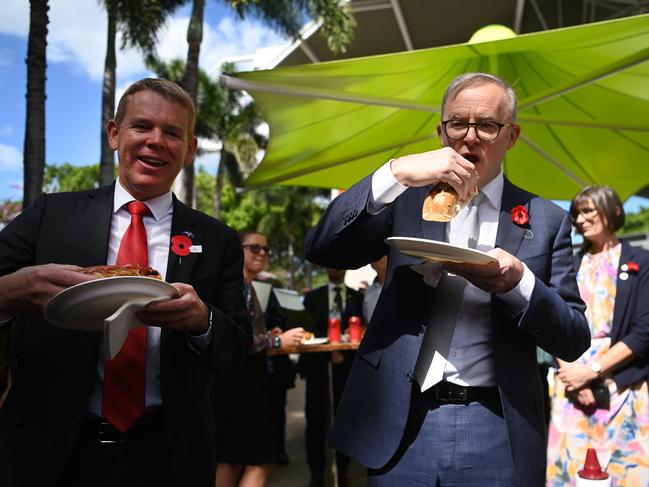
302 337 328 345
44 277 179 331
386 237 497 265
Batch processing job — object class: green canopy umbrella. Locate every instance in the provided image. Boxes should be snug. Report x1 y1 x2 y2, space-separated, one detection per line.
221 14 649 201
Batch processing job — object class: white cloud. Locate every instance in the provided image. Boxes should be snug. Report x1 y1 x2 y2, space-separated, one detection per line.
0 1 29 36
0 143 22 170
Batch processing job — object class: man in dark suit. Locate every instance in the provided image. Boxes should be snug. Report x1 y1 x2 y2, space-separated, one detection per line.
0 78 251 487
299 268 363 487
305 73 590 486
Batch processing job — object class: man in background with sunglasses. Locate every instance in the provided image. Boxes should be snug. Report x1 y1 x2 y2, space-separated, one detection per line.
305 72 589 486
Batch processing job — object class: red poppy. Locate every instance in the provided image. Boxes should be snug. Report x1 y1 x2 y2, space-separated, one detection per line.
627 261 639 273
511 205 529 225
171 235 192 257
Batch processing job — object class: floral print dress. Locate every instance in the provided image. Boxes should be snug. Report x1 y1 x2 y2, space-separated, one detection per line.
546 244 649 486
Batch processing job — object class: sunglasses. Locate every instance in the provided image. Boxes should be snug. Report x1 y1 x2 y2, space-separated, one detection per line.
242 244 271 255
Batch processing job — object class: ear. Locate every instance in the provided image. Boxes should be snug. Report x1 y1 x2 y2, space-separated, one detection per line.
107 119 119 151
436 124 445 146
507 124 521 149
184 135 198 166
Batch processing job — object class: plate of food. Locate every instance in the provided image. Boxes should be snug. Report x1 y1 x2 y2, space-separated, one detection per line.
386 237 497 265
44 265 179 331
301 332 328 346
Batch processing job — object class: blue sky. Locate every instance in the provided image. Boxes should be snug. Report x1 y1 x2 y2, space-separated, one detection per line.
0 1 647 214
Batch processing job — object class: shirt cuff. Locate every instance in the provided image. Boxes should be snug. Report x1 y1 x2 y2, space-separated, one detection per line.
496 263 535 315
186 310 213 353
368 160 408 214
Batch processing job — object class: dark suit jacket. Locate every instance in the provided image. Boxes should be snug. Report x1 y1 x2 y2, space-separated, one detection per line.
576 241 649 389
0 184 251 487
298 285 364 378
305 175 590 486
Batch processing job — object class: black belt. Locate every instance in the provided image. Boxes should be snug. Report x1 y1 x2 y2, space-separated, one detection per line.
427 381 499 404
83 409 165 444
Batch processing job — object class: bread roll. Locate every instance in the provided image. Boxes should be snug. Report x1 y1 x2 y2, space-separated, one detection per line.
422 183 461 222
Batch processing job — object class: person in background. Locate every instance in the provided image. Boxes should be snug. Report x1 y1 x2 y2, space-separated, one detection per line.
0 78 251 487
304 72 589 487
299 267 364 487
547 185 649 486
213 231 304 487
363 255 388 323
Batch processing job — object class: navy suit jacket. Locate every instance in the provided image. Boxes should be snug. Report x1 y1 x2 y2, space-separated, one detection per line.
576 241 649 389
0 184 251 487
305 175 589 485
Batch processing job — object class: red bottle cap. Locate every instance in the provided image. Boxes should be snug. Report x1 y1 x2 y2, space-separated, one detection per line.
578 448 609 480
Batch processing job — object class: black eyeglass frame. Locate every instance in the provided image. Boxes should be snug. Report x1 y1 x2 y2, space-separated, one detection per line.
441 120 514 142
242 244 271 255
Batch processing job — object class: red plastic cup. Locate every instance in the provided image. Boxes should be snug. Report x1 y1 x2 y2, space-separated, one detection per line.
328 317 341 343
349 316 362 343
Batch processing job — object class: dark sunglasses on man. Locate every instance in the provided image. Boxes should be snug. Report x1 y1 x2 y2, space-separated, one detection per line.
242 244 271 255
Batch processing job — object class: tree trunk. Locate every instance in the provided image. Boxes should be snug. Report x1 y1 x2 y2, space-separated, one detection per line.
177 0 204 208
23 0 49 207
99 2 117 187
213 149 226 218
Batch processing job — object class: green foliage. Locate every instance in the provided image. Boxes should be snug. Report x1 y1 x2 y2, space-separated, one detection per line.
620 206 649 235
43 163 100 193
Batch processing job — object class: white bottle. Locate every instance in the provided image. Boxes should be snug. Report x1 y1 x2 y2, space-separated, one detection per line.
576 448 611 487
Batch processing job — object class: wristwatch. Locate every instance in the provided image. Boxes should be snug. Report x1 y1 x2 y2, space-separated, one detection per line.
590 361 603 376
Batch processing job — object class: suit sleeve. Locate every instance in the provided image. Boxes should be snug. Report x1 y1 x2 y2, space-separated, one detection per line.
199 230 252 373
0 195 45 276
305 174 393 269
619 250 649 359
517 211 590 361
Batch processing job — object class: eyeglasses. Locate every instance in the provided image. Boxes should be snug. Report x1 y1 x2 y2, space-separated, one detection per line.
242 244 271 255
576 207 598 218
441 120 513 142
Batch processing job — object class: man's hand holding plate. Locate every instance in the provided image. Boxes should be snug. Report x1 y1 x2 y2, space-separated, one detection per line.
443 248 524 293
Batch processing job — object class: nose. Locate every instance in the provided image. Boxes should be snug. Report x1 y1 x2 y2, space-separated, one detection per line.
464 125 480 145
147 128 165 148
575 213 586 224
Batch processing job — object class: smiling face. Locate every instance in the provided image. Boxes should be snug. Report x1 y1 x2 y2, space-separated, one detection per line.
108 90 197 201
437 82 520 188
574 198 609 243
242 233 269 281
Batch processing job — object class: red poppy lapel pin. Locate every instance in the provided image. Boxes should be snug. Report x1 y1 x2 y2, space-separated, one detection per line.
171 234 192 263
622 261 639 273
511 205 529 226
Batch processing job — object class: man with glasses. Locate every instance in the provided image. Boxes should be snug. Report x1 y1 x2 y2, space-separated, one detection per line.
304 73 589 486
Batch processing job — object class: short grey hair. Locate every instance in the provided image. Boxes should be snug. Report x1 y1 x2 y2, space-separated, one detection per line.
441 73 518 122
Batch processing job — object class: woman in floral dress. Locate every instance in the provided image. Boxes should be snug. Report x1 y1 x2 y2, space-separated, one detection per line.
547 185 649 486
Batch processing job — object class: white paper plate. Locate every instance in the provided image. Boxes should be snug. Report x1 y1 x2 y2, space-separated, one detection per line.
302 337 329 345
44 277 179 331
386 237 497 265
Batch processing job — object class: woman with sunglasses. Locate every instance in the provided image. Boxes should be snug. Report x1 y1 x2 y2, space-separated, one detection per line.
212 231 304 487
546 185 649 486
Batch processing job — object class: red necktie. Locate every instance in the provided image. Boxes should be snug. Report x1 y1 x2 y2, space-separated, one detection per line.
102 201 149 432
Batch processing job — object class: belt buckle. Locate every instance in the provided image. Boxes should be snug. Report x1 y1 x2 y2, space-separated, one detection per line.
97 420 126 444
434 383 468 402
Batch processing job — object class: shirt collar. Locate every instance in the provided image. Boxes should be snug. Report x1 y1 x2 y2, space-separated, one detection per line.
114 180 173 221
479 170 503 211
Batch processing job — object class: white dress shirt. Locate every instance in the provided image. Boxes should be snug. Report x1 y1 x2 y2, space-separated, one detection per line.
370 161 535 386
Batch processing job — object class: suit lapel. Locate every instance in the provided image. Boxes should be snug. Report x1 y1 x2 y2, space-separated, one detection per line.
495 178 528 256
77 184 114 265
612 243 634 336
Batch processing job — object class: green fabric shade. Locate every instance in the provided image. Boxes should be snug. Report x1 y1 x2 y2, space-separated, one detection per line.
222 14 649 201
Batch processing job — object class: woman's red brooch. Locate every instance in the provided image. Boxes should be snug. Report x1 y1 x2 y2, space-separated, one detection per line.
622 261 639 274
511 205 529 226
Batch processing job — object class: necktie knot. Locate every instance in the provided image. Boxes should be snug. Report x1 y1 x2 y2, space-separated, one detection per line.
470 191 486 208
127 201 149 217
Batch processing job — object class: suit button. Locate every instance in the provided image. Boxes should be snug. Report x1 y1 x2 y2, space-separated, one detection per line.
406 371 414 383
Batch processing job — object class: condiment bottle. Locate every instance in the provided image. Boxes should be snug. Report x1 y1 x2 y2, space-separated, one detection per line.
576 448 611 487
348 315 362 342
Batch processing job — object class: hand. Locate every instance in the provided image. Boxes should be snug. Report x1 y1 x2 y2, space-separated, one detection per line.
390 147 479 202
280 327 305 347
557 362 596 391
332 350 345 366
0 264 95 317
443 248 524 293
136 282 209 335
567 388 596 413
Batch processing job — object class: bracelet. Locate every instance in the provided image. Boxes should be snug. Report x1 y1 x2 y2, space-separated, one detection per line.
273 335 282 349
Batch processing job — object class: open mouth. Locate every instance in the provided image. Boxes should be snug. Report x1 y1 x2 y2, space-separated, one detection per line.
138 155 166 168
463 153 479 164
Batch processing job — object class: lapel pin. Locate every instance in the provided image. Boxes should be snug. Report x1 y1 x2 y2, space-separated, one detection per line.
619 272 629 281
524 229 534 240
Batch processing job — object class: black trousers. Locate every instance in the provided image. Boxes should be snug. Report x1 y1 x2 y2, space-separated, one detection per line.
55 411 174 487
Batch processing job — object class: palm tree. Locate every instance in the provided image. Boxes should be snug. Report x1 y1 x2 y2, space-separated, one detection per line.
23 0 49 207
98 0 185 187
176 0 356 207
